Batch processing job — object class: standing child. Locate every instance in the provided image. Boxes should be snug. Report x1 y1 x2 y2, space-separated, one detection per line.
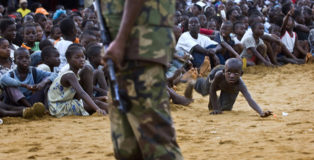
37 46 60 72
48 44 107 118
184 58 272 117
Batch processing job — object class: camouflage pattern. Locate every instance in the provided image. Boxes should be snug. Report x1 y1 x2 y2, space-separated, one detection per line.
109 61 183 160
101 0 176 67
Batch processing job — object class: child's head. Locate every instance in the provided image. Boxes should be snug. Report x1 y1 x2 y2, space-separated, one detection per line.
85 11 97 24
191 4 202 16
51 25 62 40
45 19 53 35
286 16 295 31
0 18 17 42
34 13 47 30
86 43 102 66
23 22 37 45
20 1 28 9
224 58 243 84
14 47 30 69
39 39 53 50
65 44 85 69
23 15 34 24
60 18 76 38
197 14 207 28
207 19 217 30
302 6 312 23
204 5 216 19
80 30 97 49
233 21 245 37
269 24 281 37
0 38 10 59
227 8 240 21
252 22 264 37
188 17 200 35
237 15 248 30
34 23 43 41
41 46 60 67
72 15 83 29
220 21 233 38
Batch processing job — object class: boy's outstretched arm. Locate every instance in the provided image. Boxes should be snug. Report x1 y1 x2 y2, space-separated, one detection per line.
220 41 240 58
281 7 294 36
209 72 223 114
239 80 272 117
248 47 272 66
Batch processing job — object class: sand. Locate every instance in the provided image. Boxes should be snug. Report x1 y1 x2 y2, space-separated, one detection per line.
0 64 313 160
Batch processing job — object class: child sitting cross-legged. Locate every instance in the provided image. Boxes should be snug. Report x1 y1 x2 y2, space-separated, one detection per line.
0 47 57 108
48 44 108 118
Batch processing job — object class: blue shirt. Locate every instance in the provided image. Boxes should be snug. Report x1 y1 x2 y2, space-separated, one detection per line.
0 67 57 99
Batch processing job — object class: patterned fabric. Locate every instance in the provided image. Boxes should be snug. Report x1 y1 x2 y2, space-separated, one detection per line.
110 61 183 160
0 59 15 78
48 70 89 118
101 0 176 66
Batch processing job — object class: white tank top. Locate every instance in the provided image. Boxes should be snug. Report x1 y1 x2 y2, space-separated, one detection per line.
281 31 296 53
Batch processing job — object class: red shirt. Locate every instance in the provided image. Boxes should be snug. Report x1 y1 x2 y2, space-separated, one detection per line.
200 28 214 36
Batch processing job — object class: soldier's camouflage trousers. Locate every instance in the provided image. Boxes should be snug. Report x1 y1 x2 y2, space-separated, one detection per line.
109 61 183 160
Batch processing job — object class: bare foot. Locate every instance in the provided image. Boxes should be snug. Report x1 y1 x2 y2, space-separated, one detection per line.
181 68 198 83
184 82 195 99
199 56 211 77
172 94 193 106
23 102 45 119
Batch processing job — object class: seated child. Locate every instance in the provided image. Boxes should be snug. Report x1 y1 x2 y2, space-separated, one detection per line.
21 22 39 54
86 43 107 97
280 8 308 59
184 58 272 117
0 38 15 78
0 48 57 108
240 22 273 66
48 25 62 45
37 46 60 72
0 18 18 60
231 21 245 54
48 44 107 118
214 21 241 64
30 39 53 66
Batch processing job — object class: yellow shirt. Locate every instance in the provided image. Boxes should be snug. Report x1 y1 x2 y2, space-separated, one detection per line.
17 8 31 17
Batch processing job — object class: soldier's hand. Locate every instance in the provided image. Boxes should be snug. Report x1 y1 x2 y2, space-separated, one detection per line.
104 39 125 71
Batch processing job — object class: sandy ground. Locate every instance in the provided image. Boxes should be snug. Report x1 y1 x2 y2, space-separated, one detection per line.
0 64 313 160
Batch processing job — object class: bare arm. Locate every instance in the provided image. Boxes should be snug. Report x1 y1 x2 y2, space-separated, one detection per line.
220 41 240 58
209 72 223 114
281 8 294 36
61 73 105 114
295 35 307 56
240 80 272 117
247 47 272 65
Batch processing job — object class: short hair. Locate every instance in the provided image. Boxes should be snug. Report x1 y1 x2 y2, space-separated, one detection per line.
233 21 244 31
0 18 15 32
51 25 60 34
14 47 29 57
60 18 75 36
39 39 53 50
34 13 46 23
41 46 58 61
225 58 243 69
86 43 101 60
222 21 233 27
22 22 36 33
80 30 96 39
0 37 8 44
251 22 263 30
193 4 202 11
65 43 84 60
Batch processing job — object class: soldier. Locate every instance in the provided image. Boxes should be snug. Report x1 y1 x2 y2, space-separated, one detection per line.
101 0 184 159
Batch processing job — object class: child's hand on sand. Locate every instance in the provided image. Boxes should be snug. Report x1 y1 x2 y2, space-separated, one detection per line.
260 111 272 117
96 108 107 116
210 110 222 115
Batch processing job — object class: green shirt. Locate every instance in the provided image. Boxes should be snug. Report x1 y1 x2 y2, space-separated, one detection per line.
101 0 176 66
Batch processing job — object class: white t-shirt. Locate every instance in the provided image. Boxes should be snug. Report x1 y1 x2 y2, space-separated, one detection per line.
281 31 296 53
176 32 218 53
54 38 73 70
241 28 271 44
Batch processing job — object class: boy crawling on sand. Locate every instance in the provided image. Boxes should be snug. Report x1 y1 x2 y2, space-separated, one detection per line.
184 58 272 117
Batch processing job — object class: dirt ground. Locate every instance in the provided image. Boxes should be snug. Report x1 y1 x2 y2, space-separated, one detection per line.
0 64 313 160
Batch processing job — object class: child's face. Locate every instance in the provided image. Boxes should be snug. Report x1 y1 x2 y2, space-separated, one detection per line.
253 23 264 37
38 17 47 30
24 26 37 44
207 21 216 30
36 26 43 41
224 64 242 84
68 49 85 69
73 16 83 28
234 24 245 37
87 13 97 24
15 50 30 69
3 24 16 41
45 20 53 33
21 2 27 9
220 23 232 38
198 15 207 28
0 40 10 59
241 17 249 30
91 53 101 66
80 35 97 49
46 51 60 67
286 17 294 30
52 27 62 40
188 18 200 34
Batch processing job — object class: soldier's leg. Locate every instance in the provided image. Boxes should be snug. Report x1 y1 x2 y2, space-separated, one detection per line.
124 62 183 160
218 91 239 111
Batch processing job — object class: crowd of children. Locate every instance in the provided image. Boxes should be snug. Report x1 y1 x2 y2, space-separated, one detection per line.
0 0 313 119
